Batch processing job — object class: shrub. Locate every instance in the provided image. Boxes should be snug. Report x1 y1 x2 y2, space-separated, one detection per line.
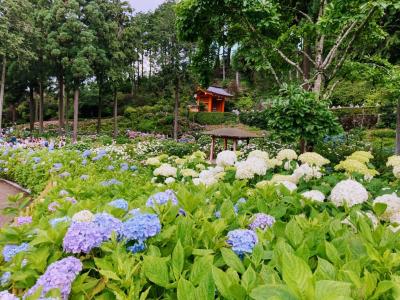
370 128 396 139
161 140 199 157
190 112 238 125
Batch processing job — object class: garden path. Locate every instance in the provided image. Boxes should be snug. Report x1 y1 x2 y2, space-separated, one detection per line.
0 180 27 226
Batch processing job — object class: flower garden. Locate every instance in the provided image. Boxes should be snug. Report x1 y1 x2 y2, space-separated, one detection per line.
0 140 399 299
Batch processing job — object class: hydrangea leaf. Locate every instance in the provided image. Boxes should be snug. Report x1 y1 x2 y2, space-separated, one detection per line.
143 256 170 288
221 248 245 274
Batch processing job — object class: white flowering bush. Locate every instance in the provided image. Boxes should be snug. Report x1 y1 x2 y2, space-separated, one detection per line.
216 150 237 167
329 179 369 207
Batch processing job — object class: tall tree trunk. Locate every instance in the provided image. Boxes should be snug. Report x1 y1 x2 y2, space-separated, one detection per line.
396 98 400 155
39 81 44 134
302 40 311 90
236 71 240 90
173 77 180 141
141 52 144 79
72 88 79 143
222 46 226 81
29 86 35 134
58 74 65 134
313 0 326 97
97 84 102 134
149 50 152 78
113 89 118 139
10 104 16 123
65 89 69 133
0 57 6 132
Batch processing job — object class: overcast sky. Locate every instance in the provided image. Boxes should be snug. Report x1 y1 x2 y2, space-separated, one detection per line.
129 0 166 13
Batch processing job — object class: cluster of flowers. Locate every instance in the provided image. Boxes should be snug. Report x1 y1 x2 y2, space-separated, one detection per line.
335 151 378 180
387 155 400 179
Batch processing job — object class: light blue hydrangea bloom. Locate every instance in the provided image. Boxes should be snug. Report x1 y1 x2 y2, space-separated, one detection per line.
227 229 258 256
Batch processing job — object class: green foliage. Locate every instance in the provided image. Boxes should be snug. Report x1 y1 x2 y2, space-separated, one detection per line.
190 112 238 125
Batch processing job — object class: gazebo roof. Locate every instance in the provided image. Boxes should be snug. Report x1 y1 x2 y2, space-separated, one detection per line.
203 127 261 139
197 86 233 97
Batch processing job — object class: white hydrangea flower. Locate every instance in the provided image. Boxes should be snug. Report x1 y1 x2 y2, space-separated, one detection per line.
181 168 198 177
153 164 177 178
302 190 325 202
393 165 400 179
196 164 205 170
193 166 224 186
298 152 329 167
248 150 269 162
165 177 175 184
216 151 237 167
276 149 297 161
145 157 161 166
276 181 297 192
266 158 282 168
271 174 296 183
292 163 322 183
373 193 400 223
72 210 94 223
387 155 400 167
246 157 268 176
329 179 368 207
235 161 255 179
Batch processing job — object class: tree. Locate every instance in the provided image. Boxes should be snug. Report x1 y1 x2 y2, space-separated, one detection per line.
0 0 33 131
177 0 395 97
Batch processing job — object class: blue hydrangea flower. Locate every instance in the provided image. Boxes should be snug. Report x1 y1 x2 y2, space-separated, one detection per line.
178 208 186 216
120 212 161 242
226 229 258 256
93 213 123 239
49 216 71 228
63 222 104 254
32 157 41 164
127 242 146 253
249 213 275 231
108 199 129 211
146 190 178 208
53 163 62 170
1 271 11 286
101 179 122 186
59 172 70 178
234 198 247 214
107 165 115 171
2 243 30 262
82 150 91 158
92 150 107 161
130 165 138 171
120 163 129 171
59 190 69 197
80 174 89 180
24 256 82 300
82 159 87 166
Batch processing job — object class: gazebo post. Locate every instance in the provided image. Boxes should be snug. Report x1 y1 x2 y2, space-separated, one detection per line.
233 138 237 151
223 138 227 150
246 138 250 145
210 136 216 161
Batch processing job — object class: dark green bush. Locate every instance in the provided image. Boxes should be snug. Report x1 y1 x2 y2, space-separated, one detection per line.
190 112 238 125
370 128 396 139
161 140 199 157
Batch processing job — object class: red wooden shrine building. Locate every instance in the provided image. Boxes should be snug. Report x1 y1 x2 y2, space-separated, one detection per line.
194 86 233 112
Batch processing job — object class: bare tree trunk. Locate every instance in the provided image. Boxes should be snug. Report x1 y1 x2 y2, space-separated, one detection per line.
29 86 35 134
312 0 326 97
0 57 6 132
222 46 226 81
113 89 118 139
65 89 69 133
39 81 44 134
236 71 240 90
72 88 79 143
141 52 144 79
302 41 311 90
58 74 65 134
173 77 180 141
97 84 102 134
396 98 400 155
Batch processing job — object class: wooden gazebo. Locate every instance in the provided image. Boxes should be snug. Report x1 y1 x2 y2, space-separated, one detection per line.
203 128 262 160
195 86 233 112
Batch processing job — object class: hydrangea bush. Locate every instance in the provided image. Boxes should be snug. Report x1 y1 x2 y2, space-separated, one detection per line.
0 144 399 299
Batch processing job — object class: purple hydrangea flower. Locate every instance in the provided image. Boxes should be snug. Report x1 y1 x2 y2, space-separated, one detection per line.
146 190 178 208
234 198 247 214
32 157 41 164
59 172 71 178
14 216 32 226
108 199 128 211
2 243 30 262
227 229 258 255
93 213 123 239
63 222 104 254
82 159 87 166
178 208 186 216
1 271 11 286
49 216 71 227
0 290 19 300
48 202 60 212
120 212 161 242
249 213 275 230
107 165 115 171
65 197 77 204
101 179 122 186
24 257 82 300
92 150 107 161
215 211 221 218
80 174 89 180
120 163 129 171
59 190 69 197
127 241 146 253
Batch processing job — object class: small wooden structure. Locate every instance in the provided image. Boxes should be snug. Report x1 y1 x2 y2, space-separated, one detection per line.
203 128 262 160
195 86 233 112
